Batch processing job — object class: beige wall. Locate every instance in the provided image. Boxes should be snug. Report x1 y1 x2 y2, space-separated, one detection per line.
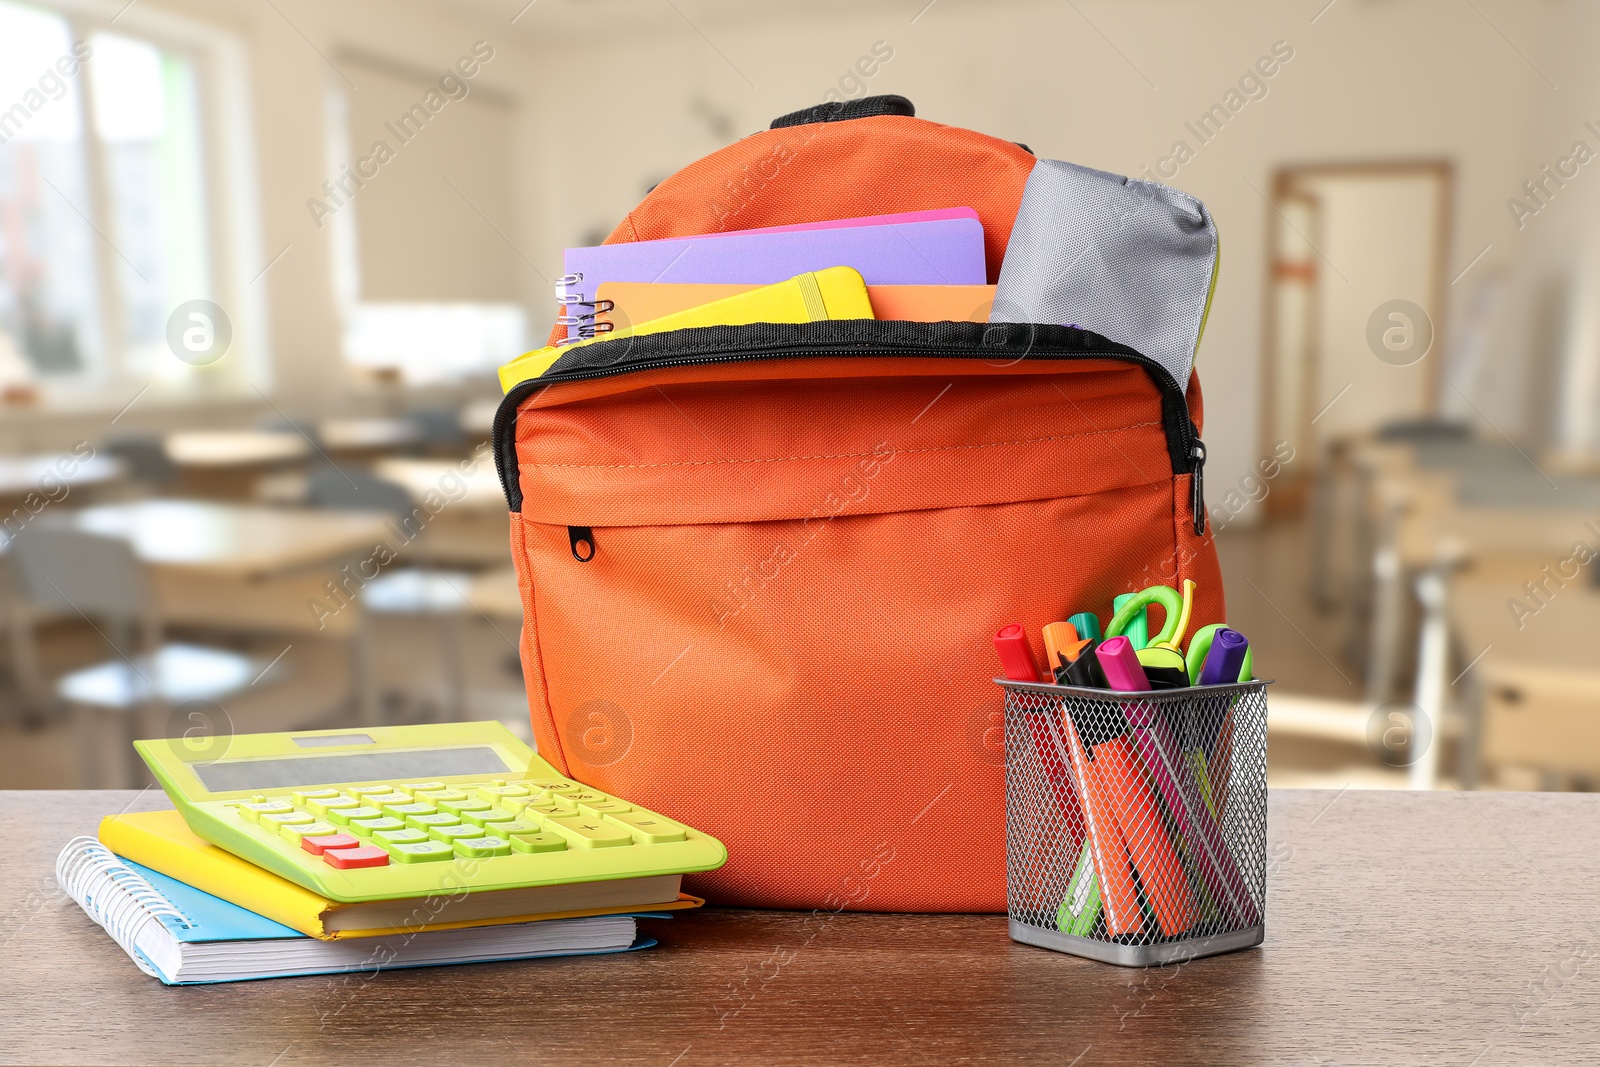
7 0 1591 499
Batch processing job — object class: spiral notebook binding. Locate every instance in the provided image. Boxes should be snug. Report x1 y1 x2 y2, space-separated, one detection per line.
554 272 615 346
56 837 193 979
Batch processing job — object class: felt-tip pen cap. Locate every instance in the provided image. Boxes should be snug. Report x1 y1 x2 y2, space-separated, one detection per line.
1062 638 1109 689
1040 621 1080 671
993 623 1041 682
1067 612 1102 642
1096 635 1153 692
1197 627 1250 687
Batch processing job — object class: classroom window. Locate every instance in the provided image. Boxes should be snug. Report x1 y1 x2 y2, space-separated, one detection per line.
0 0 225 398
327 53 528 385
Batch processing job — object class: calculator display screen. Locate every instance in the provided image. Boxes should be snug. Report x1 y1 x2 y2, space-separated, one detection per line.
190 747 513 792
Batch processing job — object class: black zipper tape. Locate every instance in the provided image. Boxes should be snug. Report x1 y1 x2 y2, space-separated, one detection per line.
493 320 1204 529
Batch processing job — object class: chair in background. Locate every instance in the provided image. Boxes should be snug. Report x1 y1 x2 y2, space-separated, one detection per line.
304 464 474 721
405 406 467 456
101 432 177 495
6 524 288 787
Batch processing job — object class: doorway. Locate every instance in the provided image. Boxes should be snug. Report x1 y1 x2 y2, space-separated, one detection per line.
1260 161 1454 500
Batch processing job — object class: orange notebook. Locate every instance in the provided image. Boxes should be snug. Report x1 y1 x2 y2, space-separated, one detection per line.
596 282 997 331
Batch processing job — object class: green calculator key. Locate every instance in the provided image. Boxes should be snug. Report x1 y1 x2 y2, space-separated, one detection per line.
476 782 529 801
238 800 293 822
260 811 315 829
525 801 576 819
415 788 469 803
429 823 485 843
390 840 454 863
461 808 515 827
327 805 383 826
306 795 359 817
548 815 633 848
509 832 566 854
280 820 338 843
382 800 436 818
454 836 511 859
131 721 727 903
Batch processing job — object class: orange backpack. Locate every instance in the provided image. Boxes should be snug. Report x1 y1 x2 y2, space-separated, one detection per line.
496 97 1223 911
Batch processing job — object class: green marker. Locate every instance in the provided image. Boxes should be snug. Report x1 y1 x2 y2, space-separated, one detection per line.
1056 842 1102 936
1111 593 1149 650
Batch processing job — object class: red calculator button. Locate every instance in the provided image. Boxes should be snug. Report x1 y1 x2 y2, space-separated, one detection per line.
301 832 360 856
322 845 390 869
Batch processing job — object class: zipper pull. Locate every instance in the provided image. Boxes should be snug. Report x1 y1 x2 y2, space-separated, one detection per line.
1189 442 1207 535
568 526 596 562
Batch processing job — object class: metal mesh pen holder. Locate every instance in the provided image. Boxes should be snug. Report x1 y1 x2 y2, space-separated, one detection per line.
999 677 1269 967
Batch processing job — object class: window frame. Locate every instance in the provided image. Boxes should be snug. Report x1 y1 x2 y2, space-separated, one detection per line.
0 0 267 408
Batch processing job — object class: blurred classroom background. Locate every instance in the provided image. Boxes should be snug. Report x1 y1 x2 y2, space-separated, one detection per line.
2 0 1598 792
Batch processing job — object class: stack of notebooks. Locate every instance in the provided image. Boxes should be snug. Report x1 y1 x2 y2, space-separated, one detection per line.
499 207 1000 389
58 810 699 986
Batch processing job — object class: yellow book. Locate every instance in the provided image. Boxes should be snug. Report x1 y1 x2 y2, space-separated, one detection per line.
99 810 702 941
498 264 874 391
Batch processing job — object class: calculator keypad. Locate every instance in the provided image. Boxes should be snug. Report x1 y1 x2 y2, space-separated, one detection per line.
245 777 692 871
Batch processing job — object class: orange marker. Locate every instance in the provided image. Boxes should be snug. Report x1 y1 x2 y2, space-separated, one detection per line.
1040 621 1080 673
1093 735 1199 938
1061 712 1143 939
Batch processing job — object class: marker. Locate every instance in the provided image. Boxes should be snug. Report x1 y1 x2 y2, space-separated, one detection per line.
994 623 1089 866
1135 646 1191 690
1109 585 1186 650
1060 711 1143 939
1062 638 1108 688
1198 628 1250 687
1090 638 1198 937
1056 841 1102 937
1186 623 1254 686
1068 611 1103 642
1110 593 1149 650
1151 579 1198 652
1040 621 1080 673
1096 636 1257 930
992 623 1041 683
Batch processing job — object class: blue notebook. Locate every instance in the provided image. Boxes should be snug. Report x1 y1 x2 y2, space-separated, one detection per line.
56 837 655 985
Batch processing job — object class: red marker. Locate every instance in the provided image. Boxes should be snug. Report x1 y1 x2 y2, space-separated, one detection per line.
993 623 1042 682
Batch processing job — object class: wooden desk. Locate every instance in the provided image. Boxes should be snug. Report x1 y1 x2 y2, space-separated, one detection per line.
319 418 422 457
465 565 521 619
70 501 390 580
372 457 510 566
60 500 390 643
0 452 123 503
165 431 311 499
5 789 1597 1065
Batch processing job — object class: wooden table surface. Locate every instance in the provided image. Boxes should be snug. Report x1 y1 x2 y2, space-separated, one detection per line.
373 457 507 513
165 432 309 468
69 500 392 579
0 453 123 499
3 789 1597 1066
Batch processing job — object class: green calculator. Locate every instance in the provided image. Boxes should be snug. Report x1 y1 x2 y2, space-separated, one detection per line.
135 721 727 903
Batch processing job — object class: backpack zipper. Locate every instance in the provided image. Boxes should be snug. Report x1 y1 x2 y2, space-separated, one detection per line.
493 321 1207 534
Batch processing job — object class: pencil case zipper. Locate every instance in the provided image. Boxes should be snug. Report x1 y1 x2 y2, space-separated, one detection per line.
493 320 1208 533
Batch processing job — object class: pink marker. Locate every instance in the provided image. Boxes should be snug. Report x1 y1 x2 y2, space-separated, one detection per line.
1095 635 1258 927
1095 636 1151 692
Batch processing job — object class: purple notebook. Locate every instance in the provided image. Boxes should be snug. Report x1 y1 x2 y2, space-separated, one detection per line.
561 216 986 339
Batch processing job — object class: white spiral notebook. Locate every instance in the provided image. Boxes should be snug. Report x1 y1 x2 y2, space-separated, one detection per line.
56 837 653 985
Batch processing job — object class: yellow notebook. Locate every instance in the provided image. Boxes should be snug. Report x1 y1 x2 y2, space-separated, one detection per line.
99 810 703 941
498 265 874 391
